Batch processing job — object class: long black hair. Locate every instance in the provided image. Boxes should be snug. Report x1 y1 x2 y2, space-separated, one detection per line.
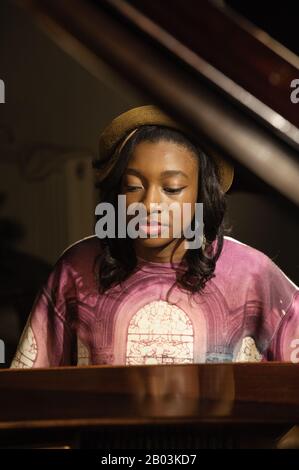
92 125 232 295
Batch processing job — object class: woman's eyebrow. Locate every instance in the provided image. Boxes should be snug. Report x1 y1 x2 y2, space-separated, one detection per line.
160 170 189 179
124 169 189 179
124 168 143 177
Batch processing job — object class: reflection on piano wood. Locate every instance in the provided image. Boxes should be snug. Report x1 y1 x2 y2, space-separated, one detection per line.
0 364 299 448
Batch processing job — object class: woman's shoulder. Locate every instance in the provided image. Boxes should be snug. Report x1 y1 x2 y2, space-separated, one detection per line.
222 236 298 290
57 235 102 270
222 235 269 269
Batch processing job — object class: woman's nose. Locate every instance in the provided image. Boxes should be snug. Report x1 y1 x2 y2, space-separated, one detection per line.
142 185 162 212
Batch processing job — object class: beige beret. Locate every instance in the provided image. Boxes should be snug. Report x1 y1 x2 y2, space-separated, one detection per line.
97 104 234 192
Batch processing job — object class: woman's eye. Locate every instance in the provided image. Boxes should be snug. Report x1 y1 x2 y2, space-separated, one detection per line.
164 187 186 194
126 185 142 192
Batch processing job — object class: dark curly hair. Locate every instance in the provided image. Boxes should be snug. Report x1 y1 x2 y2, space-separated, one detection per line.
92 125 232 295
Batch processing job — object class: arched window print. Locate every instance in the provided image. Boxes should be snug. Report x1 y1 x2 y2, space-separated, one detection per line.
126 300 194 365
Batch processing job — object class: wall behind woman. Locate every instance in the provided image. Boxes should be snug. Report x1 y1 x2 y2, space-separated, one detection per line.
0 0 143 265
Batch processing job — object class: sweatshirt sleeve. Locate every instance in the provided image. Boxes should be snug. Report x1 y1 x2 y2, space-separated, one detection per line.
258 256 299 362
10 256 77 368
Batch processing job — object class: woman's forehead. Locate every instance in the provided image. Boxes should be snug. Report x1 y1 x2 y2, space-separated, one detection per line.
127 139 198 173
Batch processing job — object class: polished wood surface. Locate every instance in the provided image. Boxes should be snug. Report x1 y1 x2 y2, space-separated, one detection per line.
1 363 298 429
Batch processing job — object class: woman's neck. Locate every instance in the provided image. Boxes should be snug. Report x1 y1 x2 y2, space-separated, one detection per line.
134 239 187 264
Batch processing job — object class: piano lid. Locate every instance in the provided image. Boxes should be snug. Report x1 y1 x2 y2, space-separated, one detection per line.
16 0 299 206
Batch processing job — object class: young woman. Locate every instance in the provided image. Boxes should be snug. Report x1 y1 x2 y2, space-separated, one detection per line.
11 105 299 368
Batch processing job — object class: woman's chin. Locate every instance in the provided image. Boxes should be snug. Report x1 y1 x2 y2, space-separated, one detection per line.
134 236 174 248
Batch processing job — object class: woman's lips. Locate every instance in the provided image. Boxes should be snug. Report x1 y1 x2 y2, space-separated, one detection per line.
139 220 168 236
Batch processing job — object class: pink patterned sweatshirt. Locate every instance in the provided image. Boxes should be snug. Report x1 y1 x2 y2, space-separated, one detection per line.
10 235 299 368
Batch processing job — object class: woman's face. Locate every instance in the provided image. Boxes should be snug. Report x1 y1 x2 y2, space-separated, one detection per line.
120 139 199 262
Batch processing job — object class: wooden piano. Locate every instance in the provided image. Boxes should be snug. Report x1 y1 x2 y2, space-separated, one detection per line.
0 363 299 448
